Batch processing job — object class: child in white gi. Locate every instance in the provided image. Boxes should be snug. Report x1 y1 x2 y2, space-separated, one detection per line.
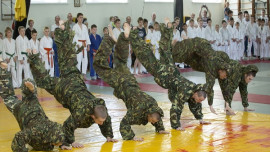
16 26 31 87
40 27 54 77
2 27 19 88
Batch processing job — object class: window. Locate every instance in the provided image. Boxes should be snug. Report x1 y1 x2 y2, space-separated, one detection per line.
192 0 222 3
144 0 173 2
86 0 128 3
31 0 67 4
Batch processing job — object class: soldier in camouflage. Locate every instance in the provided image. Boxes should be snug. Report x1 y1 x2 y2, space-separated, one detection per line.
93 24 169 141
218 59 258 114
129 22 210 131
27 22 117 149
0 60 66 152
171 26 258 115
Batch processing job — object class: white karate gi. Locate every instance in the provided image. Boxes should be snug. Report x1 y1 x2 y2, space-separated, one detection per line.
73 23 91 75
220 27 230 54
258 25 270 58
187 26 197 39
40 36 54 77
205 25 215 49
16 35 31 87
196 26 206 39
2 38 19 87
153 30 161 60
246 23 258 57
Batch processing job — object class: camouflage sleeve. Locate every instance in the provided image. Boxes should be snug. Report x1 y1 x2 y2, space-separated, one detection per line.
62 115 76 146
120 113 135 140
11 130 31 152
114 33 131 74
28 53 58 94
129 30 161 77
188 101 203 120
151 119 165 132
239 82 249 108
98 115 114 138
205 72 216 106
93 35 120 88
159 23 174 66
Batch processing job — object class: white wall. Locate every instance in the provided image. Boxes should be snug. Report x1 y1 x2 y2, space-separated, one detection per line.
0 0 225 38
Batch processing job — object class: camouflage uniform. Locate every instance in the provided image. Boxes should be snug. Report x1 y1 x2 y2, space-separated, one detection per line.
27 22 113 146
172 37 231 106
93 33 165 140
172 36 258 108
0 68 64 152
219 60 258 107
129 24 206 129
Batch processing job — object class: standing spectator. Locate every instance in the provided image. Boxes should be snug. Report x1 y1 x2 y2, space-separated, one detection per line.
149 12 157 26
243 13 250 57
89 24 102 80
186 13 198 27
40 27 54 77
260 9 269 25
234 22 244 60
126 16 133 28
143 19 149 35
16 26 31 86
199 5 212 28
224 2 230 21
214 24 222 51
181 23 188 40
112 19 123 40
112 19 123 68
133 17 146 75
205 19 215 48
247 15 258 58
51 15 60 38
67 13 75 29
227 17 236 59
73 13 91 77
153 22 161 60
2 27 19 88
196 18 206 38
25 19 35 40
220 20 230 54
109 16 115 28
187 19 196 38
225 10 233 23
258 19 269 60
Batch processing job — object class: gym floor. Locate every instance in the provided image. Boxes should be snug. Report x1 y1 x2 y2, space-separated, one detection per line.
0 60 270 152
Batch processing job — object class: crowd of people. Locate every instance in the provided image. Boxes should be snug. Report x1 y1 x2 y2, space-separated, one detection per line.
0 3 264 151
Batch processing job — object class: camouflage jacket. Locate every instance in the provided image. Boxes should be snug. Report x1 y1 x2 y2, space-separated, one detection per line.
129 24 205 129
172 37 231 106
219 60 258 107
94 33 165 140
28 22 114 146
0 69 64 152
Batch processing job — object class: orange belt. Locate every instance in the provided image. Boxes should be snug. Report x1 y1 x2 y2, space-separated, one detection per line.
78 40 87 58
44 48 54 68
